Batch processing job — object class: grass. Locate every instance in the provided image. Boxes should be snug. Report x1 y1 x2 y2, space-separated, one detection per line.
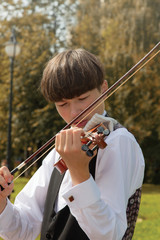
1 179 160 240
132 184 160 240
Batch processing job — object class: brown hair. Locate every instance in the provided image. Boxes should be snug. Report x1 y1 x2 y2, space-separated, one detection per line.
41 48 104 102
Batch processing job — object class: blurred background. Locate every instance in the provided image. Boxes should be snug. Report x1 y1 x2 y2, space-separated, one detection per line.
0 0 160 184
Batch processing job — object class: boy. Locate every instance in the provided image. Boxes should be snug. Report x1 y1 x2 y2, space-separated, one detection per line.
0 49 144 239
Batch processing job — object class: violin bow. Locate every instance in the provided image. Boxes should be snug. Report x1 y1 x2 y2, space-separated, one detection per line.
11 41 160 180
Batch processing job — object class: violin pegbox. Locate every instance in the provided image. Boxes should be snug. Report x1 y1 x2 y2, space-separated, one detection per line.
54 123 110 174
81 123 110 157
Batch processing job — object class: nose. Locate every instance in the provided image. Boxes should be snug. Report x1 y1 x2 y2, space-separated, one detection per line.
70 102 82 120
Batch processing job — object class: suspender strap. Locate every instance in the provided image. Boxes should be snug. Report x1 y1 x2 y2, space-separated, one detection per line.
40 168 65 240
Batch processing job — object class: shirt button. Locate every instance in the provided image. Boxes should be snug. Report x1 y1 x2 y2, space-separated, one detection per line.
69 195 74 202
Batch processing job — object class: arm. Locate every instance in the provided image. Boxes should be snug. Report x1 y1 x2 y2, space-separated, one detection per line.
58 128 145 240
0 149 56 240
0 166 14 214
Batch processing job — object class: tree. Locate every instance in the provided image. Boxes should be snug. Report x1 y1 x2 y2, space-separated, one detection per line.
0 0 73 169
68 0 160 183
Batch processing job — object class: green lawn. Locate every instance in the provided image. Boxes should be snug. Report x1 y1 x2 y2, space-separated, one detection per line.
1 179 160 240
132 184 160 240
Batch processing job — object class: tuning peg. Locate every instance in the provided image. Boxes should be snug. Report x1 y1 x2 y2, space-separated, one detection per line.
97 126 110 136
86 149 94 157
86 145 98 157
103 129 110 136
97 126 105 134
81 140 92 152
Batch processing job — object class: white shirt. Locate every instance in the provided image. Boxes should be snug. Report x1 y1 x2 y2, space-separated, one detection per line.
0 127 145 240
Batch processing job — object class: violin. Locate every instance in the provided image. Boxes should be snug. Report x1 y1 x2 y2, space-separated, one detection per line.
54 123 110 174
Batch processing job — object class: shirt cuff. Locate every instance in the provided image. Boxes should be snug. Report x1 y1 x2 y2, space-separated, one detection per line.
0 199 14 230
62 175 100 209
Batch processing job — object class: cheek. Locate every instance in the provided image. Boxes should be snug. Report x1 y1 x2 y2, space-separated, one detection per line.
88 97 104 116
56 107 69 122
56 106 64 118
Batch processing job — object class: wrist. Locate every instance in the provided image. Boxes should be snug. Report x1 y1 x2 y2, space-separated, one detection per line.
69 168 90 186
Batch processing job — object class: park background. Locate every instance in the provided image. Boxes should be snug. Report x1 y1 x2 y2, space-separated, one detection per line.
0 0 160 239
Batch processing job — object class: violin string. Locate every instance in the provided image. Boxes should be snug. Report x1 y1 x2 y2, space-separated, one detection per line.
82 131 92 138
13 48 160 180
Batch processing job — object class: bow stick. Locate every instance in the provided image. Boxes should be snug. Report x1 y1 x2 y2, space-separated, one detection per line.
9 41 160 178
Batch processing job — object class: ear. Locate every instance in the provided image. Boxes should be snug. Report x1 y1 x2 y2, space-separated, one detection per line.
101 80 108 93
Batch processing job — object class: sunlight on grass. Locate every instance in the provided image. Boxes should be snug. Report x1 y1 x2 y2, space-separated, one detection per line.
0 180 160 240
133 184 160 240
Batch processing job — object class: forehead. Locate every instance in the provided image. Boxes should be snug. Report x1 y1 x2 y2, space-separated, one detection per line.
55 88 101 103
55 92 89 103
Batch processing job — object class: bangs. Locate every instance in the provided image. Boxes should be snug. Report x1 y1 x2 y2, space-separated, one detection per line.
41 49 104 102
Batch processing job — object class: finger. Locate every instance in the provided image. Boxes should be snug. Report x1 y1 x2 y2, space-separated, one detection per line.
59 130 67 152
0 176 9 190
0 181 14 197
55 133 60 151
0 166 13 184
73 128 84 148
55 130 66 153
65 129 73 150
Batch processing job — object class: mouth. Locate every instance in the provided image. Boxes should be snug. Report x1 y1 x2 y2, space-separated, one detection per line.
73 119 88 128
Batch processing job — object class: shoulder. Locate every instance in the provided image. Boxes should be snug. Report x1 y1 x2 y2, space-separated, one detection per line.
101 127 144 164
106 127 138 145
36 148 60 181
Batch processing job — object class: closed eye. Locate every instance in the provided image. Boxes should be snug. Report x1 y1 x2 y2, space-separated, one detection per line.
78 95 89 101
57 102 67 107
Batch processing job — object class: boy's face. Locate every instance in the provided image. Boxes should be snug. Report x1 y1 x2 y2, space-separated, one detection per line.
55 80 108 128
